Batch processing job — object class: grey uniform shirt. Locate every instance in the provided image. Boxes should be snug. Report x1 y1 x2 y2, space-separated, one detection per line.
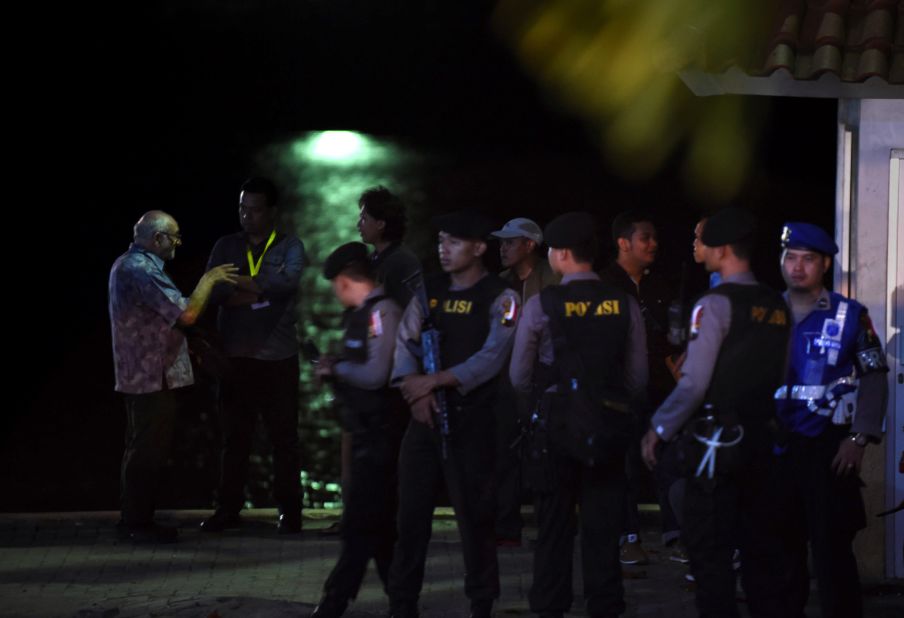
785 288 888 439
509 271 649 400
391 274 520 395
333 287 402 391
650 271 758 441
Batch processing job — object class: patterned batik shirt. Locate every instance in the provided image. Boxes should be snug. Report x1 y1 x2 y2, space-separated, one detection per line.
109 244 193 394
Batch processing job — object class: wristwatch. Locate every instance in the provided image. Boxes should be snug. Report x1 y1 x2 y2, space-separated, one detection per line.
849 432 869 447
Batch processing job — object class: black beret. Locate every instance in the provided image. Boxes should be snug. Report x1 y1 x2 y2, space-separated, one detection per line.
432 210 495 240
701 207 756 247
322 242 370 280
544 211 597 249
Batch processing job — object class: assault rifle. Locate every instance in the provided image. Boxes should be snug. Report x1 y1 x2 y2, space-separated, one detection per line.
403 271 450 459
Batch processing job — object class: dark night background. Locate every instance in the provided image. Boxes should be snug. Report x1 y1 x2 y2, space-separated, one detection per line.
5 2 835 511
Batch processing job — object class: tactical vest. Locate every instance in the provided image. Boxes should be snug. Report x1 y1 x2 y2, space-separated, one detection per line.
334 294 393 430
540 279 632 402
777 292 864 437
703 283 790 426
425 273 510 408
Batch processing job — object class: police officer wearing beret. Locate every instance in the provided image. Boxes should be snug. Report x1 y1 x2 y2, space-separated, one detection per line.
641 208 791 617
387 211 520 618
773 222 888 618
311 242 405 618
510 212 648 618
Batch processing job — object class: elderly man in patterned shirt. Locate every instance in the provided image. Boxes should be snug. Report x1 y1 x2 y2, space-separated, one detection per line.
109 210 237 543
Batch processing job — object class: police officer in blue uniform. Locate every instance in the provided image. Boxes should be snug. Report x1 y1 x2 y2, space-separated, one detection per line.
387 211 520 618
773 222 888 618
310 243 405 618
641 208 791 618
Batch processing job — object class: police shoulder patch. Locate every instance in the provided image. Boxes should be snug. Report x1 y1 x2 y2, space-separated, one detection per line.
500 294 518 327
689 304 704 340
859 310 879 344
369 309 384 337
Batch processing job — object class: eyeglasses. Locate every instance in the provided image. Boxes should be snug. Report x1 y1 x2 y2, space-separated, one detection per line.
159 231 182 245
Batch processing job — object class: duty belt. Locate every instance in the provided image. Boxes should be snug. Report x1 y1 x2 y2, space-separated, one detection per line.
774 376 857 414
566 378 630 414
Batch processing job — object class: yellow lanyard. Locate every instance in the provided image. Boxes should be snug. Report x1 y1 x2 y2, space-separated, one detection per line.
246 230 277 277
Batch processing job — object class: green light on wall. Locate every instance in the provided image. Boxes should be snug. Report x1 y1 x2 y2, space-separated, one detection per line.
293 131 389 166
311 131 364 161
257 130 419 508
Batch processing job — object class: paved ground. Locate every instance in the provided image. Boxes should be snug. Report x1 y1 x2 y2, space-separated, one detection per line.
0 508 900 618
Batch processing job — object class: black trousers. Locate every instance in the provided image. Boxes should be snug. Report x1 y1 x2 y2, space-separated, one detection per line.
387 408 499 607
323 421 401 601
530 452 627 617
120 389 177 527
216 356 301 516
623 422 681 544
494 377 523 540
653 439 683 544
682 429 787 618
774 425 866 618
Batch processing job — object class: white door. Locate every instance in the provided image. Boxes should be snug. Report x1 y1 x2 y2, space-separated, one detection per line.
888 149 904 578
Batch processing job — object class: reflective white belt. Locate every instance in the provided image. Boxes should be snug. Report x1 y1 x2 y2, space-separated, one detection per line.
774 384 827 400
774 376 856 402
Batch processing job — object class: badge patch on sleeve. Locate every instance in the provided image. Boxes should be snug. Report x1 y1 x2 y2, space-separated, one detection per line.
369 310 384 338
501 296 518 327
689 304 704 340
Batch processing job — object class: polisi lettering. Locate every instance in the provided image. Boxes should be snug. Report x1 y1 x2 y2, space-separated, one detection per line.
752 305 787 326
564 299 621 318
595 300 620 316
443 299 473 314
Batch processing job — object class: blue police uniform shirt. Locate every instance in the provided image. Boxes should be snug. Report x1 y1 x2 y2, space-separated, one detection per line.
777 291 864 437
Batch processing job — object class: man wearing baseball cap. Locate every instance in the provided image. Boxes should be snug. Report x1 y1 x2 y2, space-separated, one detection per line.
489 217 559 546
490 218 560 302
773 221 888 618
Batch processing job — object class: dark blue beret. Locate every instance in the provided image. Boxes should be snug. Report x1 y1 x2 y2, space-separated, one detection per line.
780 222 838 255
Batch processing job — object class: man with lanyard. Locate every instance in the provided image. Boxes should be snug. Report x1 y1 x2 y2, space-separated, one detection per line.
310 242 404 618
387 211 519 618
641 207 790 618
773 222 888 618
109 211 238 543
510 211 648 618
599 209 679 565
489 217 559 546
200 177 307 534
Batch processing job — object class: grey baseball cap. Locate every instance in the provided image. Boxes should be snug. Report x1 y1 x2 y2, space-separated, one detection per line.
489 217 543 244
